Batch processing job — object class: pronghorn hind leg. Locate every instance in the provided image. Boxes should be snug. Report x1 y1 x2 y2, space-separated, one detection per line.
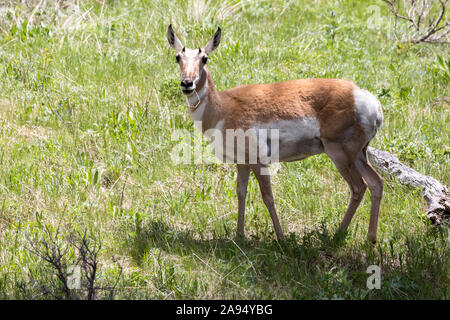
355 147 384 244
250 164 285 241
236 164 250 239
323 141 367 235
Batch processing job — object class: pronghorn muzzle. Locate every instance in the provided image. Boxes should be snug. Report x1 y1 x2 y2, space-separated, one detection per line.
181 79 195 95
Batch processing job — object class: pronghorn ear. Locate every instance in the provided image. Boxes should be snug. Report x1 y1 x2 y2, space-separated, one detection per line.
204 27 221 55
167 24 183 51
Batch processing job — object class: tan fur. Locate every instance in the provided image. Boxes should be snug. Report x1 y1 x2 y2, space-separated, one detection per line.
222 78 357 136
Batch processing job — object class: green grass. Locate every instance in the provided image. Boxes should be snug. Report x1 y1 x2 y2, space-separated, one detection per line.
0 0 448 299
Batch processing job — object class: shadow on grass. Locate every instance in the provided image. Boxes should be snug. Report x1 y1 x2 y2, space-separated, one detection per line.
129 219 448 299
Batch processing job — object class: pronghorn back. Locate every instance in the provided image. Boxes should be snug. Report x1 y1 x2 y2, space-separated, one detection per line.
220 78 357 134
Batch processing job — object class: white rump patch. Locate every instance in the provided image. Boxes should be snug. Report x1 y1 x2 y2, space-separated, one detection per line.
353 88 383 141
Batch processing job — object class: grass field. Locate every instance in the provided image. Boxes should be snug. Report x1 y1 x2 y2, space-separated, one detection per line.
0 0 448 299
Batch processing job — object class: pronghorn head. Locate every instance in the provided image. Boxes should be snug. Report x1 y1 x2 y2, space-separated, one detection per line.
167 25 221 96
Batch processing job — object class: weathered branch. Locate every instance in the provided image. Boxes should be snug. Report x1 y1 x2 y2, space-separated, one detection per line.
367 147 450 225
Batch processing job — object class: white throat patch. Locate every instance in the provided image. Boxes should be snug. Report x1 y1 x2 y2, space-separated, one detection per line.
187 80 208 120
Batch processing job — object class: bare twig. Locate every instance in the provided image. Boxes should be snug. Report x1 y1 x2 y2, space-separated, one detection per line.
26 226 122 299
26 225 75 299
69 230 102 300
383 0 450 43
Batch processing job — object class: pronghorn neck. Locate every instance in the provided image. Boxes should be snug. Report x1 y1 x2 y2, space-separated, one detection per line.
186 67 222 133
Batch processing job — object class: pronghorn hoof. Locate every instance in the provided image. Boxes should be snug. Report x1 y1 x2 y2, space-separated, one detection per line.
333 229 348 243
235 233 246 242
368 235 377 244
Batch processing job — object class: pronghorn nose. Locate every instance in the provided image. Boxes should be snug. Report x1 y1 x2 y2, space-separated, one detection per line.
181 79 194 88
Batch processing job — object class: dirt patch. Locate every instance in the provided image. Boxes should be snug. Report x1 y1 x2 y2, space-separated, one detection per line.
433 96 450 112
15 125 49 142
0 99 50 142
0 99 14 118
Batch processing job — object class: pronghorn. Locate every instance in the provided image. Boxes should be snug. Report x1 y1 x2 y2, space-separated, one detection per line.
167 25 384 243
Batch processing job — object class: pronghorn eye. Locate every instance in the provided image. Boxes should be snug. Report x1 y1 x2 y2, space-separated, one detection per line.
202 56 208 64
175 55 180 63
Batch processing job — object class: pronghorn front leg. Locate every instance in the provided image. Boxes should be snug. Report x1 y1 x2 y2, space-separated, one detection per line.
236 164 250 239
250 164 285 240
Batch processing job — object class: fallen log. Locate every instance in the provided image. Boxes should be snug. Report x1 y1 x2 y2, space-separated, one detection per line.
367 147 450 225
